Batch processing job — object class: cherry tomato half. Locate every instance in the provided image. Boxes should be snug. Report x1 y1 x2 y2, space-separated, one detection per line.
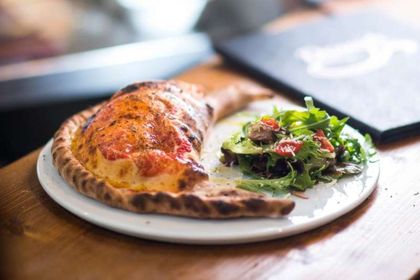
261 116 280 130
275 140 303 157
314 129 335 152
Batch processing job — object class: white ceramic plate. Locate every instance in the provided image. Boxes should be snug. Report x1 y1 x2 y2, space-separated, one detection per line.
37 100 379 244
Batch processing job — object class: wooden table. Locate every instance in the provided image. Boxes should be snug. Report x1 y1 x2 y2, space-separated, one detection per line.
1 1 420 279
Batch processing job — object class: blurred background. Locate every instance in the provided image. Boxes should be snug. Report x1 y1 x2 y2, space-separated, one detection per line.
0 0 308 63
0 0 312 164
0 0 384 164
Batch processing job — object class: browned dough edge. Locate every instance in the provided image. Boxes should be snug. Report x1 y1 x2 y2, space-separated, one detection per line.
51 104 295 219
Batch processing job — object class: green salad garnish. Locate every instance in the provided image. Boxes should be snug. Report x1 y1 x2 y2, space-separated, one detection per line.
220 97 373 196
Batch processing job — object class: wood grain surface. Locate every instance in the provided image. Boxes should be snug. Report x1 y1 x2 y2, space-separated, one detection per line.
1 1 420 279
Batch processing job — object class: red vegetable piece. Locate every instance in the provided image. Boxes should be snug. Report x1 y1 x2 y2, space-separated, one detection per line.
261 116 280 130
314 129 335 152
275 140 303 157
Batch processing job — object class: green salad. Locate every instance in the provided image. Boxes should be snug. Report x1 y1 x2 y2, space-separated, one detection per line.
220 97 374 196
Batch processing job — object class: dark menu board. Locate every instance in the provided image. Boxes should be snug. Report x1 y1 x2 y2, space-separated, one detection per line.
215 10 420 143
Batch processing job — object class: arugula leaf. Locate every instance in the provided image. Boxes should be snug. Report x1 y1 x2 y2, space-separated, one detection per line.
337 135 367 164
236 155 256 176
236 170 296 196
277 97 330 134
329 116 348 137
221 132 262 154
292 168 316 190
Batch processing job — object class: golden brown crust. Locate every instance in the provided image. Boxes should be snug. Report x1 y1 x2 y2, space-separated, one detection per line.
52 84 295 219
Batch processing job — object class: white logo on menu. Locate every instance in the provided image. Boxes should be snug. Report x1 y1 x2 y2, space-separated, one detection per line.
295 33 418 79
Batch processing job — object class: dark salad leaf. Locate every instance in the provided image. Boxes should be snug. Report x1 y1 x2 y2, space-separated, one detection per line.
220 97 374 195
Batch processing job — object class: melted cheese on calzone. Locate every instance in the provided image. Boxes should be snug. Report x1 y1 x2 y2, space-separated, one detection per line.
72 81 212 192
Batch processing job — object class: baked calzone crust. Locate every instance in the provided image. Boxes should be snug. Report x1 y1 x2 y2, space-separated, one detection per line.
52 80 295 218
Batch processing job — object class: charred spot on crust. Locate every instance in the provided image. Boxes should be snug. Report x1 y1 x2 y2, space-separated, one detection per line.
80 178 89 193
166 195 181 210
104 192 111 201
139 81 163 88
243 198 265 212
281 200 295 215
187 135 201 150
219 190 239 197
82 113 97 132
211 200 239 215
71 173 78 185
114 81 163 98
151 192 167 203
179 123 202 150
150 192 182 210
178 180 188 191
206 103 214 118
179 112 198 134
183 195 210 214
180 124 189 132
120 84 140 94
131 194 151 211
